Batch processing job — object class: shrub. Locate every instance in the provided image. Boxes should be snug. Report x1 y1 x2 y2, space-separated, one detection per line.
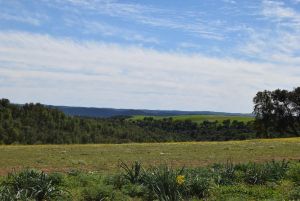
81 184 113 201
286 162 300 185
265 160 289 182
121 183 147 197
82 184 131 201
142 165 185 201
242 160 289 185
49 172 64 186
288 186 300 200
0 169 69 201
212 161 236 185
243 163 268 185
184 172 211 199
119 160 143 184
104 173 128 189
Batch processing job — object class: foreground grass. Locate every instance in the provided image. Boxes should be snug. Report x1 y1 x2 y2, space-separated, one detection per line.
1 160 300 200
131 114 254 123
0 138 299 175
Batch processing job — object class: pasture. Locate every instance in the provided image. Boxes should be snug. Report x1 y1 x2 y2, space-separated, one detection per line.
0 137 299 175
131 114 254 124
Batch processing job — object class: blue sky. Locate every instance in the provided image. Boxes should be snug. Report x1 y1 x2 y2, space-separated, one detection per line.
0 0 300 112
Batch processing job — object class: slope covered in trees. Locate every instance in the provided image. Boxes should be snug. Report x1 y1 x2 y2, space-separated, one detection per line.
0 99 255 144
1 86 300 145
52 105 251 118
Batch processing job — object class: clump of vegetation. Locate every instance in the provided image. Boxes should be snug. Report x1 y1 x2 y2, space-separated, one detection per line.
0 169 68 201
142 165 186 201
241 160 289 185
286 162 300 185
119 160 144 184
183 169 212 199
212 160 236 185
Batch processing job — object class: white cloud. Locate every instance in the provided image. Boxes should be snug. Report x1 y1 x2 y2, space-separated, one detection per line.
0 31 299 112
0 1 48 26
239 0 300 66
222 0 236 4
262 0 300 22
0 12 41 26
64 18 160 44
178 42 203 49
43 0 225 40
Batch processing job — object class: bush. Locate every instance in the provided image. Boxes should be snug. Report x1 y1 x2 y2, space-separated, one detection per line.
184 172 211 199
119 160 143 184
265 160 289 182
81 183 131 201
243 163 269 185
81 184 114 201
286 162 300 185
0 169 69 201
242 160 289 185
121 183 147 197
212 161 236 185
288 186 300 200
104 173 128 189
142 165 185 201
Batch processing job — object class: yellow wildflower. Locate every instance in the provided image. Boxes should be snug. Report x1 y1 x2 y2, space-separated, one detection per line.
176 175 185 185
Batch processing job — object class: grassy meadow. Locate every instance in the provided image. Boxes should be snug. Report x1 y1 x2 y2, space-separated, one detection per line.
130 114 254 124
1 138 300 200
0 137 299 175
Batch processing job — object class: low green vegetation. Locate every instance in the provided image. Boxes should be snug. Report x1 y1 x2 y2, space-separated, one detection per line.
1 160 299 200
0 169 69 200
131 114 254 124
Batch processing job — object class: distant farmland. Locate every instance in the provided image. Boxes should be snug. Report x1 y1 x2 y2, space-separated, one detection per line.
131 114 254 124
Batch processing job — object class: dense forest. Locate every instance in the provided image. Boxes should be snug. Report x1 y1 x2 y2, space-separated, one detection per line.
0 99 255 144
0 87 299 144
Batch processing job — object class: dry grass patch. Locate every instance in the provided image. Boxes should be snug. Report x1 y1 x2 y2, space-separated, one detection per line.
0 137 299 175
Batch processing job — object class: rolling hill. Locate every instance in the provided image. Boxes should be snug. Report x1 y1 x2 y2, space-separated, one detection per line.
50 105 253 118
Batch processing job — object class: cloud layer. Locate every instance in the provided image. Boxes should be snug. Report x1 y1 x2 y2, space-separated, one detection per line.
0 0 300 112
1 31 299 112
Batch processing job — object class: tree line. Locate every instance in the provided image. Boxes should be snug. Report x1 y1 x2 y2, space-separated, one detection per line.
0 87 299 145
0 98 255 144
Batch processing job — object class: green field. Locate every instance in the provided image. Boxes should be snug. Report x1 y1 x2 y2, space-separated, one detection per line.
0 137 299 175
130 114 254 124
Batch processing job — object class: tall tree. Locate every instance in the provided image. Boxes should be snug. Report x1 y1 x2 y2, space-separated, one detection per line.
253 87 300 137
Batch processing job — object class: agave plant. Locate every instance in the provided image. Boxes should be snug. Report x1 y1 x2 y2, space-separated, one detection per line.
0 169 69 201
119 160 144 184
212 160 236 185
183 168 212 199
142 165 186 201
265 159 289 182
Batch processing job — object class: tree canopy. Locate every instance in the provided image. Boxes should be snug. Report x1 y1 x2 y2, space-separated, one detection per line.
253 87 300 137
0 98 255 144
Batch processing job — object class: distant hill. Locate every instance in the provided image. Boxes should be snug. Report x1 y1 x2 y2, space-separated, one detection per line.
49 105 253 118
